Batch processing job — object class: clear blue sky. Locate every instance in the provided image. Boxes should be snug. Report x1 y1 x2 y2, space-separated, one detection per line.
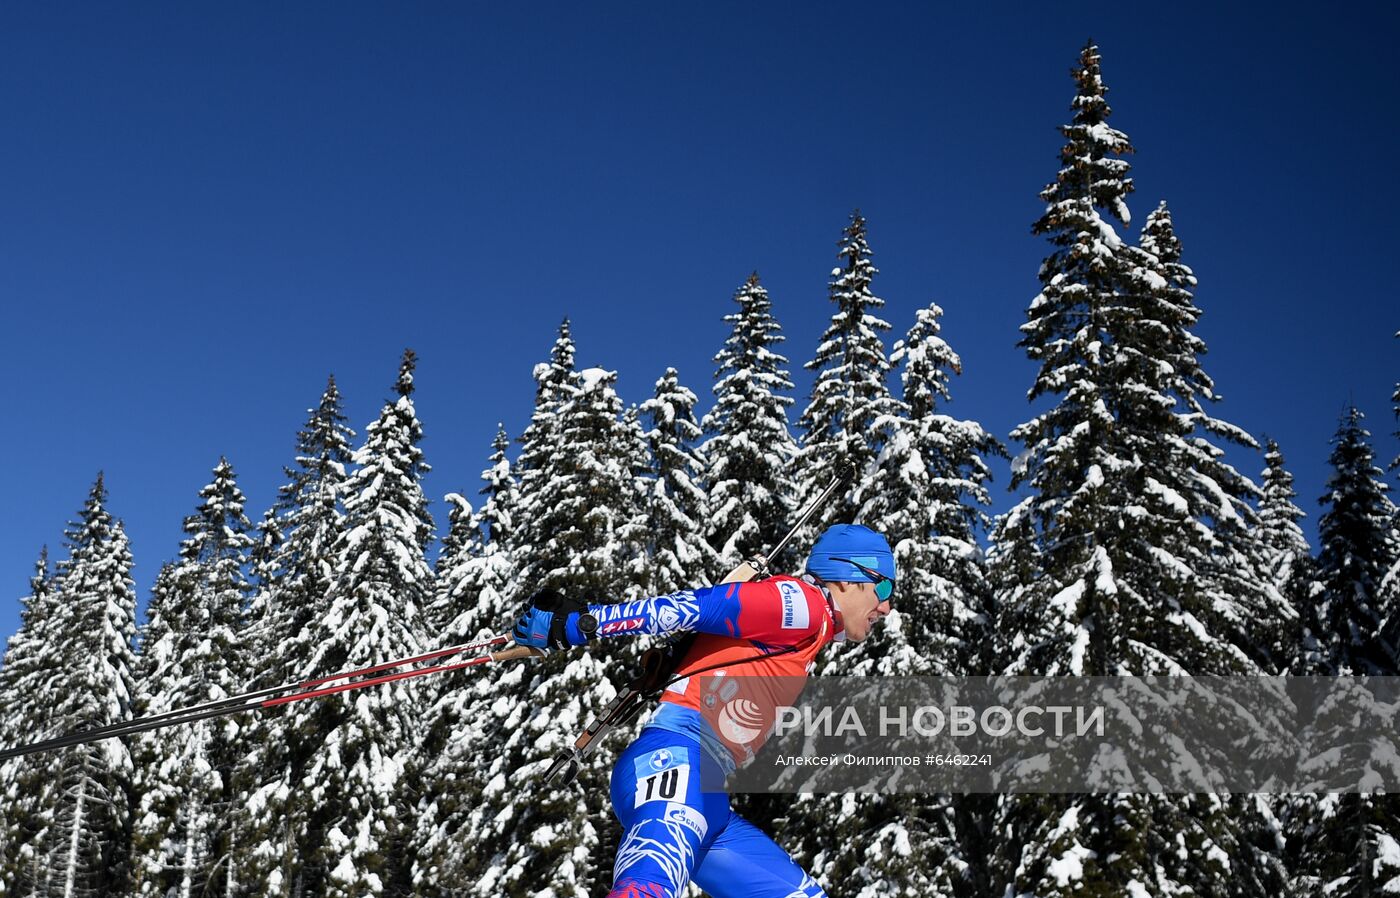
2 3 1397 645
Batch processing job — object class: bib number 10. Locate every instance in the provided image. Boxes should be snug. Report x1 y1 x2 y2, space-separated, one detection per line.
635 765 690 806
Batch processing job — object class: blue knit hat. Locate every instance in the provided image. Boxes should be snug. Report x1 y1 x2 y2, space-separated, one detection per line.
805 524 896 584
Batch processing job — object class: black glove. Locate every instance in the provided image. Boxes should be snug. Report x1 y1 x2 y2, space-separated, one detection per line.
512 589 597 651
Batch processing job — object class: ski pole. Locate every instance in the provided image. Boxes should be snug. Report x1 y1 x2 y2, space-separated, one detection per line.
0 633 515 760
721 461 853 582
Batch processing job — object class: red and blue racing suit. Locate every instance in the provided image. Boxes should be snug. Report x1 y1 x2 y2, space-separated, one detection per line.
585 575 839 898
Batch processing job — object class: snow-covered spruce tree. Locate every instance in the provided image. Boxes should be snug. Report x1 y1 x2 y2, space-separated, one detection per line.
31 475 139 897
1286 665 1400 893
294 351 434 898
1382 342 1400 666
130 458 253 897
412 430 520 891
1257 439 1313 671
477 423 519 552
511 319 582 596
1134 201 1295 673
233 375 355 897
998 43 1267 679
452 333 648 897
513 354 649 602
249 507 285 607
847 302 1003 677
424 492 478 637
1306 406 1395 675
1285 409 1399 898
640 367 721 593
0 549 54 745
700 273 799 569
0 548 59 892
797 212 901 531
988 43 1286 898
1286 789 1400 898
781 302 1004 898
427 424 518 648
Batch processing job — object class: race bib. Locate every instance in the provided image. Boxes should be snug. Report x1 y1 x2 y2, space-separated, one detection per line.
633 747 691 806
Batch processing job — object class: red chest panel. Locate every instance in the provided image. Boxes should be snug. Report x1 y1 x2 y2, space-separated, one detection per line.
658 578 835 763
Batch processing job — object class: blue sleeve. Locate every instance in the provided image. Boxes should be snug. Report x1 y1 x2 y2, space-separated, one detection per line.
587 579 825 644
588 585 742 639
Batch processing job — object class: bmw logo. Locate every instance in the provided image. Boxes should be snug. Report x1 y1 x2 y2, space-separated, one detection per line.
650 749 672 770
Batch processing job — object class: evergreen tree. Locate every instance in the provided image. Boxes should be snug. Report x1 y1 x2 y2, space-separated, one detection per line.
999 44 1262 679
477 423 519 553
428 424 517 648
296 351 434 897
129 459 254 890
1381 338 1400 665
0 549 54 744
513 337 648 602
797 212 901 529
130 459 253 897
640 367 720 593
234 376 355 896
989 43 1285 898
412 436 520 891
1287 792 1400 898
1134 202 1294 672
257 375 356 681
445 332 647 896
783 302 1003 898
1258 440 1311 604
700 273 799 568
0 549 59 892
1258 439 1314 671
850 302 1003 676
30 475 139 897
249 508 285 605
511 320 582 595
425 493 478 637
1282 411 1400 895
1286 679 1400 895
1308 406 1395 675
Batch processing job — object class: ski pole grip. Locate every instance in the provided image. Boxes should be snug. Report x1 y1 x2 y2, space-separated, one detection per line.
719 557 763 584
494 644 546 662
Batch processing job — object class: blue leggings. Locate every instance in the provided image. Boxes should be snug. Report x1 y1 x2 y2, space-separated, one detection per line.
606 727 827 898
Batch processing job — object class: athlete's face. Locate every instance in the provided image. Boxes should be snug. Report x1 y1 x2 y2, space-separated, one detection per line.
830 580 892 642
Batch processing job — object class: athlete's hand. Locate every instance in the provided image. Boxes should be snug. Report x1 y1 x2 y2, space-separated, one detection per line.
512 590 597 650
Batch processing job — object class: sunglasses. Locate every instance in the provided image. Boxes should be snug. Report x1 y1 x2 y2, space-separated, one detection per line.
829 557 894 602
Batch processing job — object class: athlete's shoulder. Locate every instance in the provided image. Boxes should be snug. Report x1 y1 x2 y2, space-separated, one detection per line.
725 575 828 637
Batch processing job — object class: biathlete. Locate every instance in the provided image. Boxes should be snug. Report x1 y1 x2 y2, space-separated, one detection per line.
512 523 896 898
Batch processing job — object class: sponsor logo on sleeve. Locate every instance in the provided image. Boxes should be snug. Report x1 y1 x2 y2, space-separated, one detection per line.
778 581 809 630
600 617 645 635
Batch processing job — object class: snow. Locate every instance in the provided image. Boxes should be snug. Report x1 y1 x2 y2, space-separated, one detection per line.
330 855 358 883
1092 545 1117 596
578 366 613 392
1148 547 1193 581
1051 581 1085 617
1045 807 1091 886
1378 831 1400 867
1145 477 1188 515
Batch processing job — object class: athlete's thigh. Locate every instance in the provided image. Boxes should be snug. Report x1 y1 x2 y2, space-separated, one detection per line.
608 729 731 898
690 811 828 898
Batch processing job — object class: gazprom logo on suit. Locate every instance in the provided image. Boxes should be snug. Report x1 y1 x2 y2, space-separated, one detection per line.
777 581 808 630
